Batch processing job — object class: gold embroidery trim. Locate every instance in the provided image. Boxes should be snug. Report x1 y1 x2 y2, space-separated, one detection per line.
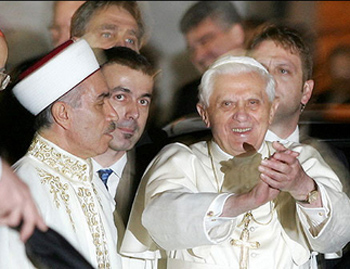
29 135 90 182
77 186 111 268
38 168 76 231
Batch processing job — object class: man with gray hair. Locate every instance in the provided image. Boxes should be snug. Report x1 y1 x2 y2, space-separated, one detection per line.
140 55 350 268
71 1 145 51
0 38 123 268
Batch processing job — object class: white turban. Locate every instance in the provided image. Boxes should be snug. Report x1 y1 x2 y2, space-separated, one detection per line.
13 38 99 115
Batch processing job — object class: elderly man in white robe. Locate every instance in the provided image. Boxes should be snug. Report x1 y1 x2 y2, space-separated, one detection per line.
140 56 350 269
0 38 124 268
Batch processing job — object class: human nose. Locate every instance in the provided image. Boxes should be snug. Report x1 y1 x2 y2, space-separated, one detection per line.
125 102 140 120
104 99 119 122
233 104 249 122
191 45 207 66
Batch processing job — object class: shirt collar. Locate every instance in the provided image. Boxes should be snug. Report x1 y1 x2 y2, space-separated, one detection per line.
91 153 127 179
209 140 266 160
265 126 299 144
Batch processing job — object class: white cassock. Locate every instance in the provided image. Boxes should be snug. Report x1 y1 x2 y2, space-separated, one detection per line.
0 134 123 269
139 140 350 269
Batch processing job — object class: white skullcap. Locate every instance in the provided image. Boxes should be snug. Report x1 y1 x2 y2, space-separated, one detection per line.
13 38 100 115
210 55 269 74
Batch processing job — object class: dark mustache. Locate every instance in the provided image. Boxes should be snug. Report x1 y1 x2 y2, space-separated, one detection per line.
107 121 116 133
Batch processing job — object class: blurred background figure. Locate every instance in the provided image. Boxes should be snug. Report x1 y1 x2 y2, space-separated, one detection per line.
0 30 8 73
313 44 350 105
0 1 85 164
49 1 86 48
0 29 47 243
170 1 246 123
71 1 145 51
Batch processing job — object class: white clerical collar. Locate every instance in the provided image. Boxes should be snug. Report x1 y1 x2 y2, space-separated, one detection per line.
265 126 299 144
210 140 265 159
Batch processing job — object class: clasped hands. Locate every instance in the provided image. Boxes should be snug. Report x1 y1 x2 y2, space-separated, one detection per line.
257 141 318 206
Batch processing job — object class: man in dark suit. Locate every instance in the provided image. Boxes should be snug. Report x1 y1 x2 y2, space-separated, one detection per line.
92 47 162 227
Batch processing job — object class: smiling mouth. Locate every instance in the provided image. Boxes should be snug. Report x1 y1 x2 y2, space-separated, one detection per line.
232 128 251 133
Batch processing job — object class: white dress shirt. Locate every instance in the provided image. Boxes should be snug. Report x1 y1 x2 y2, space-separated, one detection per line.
265 126 300 143
92 153 127 198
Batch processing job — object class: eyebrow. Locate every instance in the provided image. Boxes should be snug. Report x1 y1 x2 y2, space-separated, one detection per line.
142 93 152 99
112 86 130 93
98 91 111 100
98 24 117 31
112 86 152 98
98 24 138 36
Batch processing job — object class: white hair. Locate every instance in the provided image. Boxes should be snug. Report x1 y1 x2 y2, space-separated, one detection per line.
198 55 275 107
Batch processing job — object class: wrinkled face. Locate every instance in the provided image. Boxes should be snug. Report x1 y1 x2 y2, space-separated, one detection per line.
199 72 276 156
186 17 244 73
102 64 153 152
50 1 85 47
68 71 118 158
249 40 309 125
82 6 141 51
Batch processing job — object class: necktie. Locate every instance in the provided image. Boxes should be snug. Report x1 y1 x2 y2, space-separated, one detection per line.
97 168 113 190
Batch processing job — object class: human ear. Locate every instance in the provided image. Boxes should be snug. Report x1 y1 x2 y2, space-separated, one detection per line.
301 79 314 107
51 102 70 129
269 97 280 124
196 103 210 128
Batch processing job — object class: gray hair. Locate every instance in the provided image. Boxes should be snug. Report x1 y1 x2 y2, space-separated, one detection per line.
198 56 275 108
71 1 145 45
34 83 84 131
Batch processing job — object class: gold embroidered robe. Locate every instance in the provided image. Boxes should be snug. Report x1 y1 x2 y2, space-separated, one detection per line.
0 134 122 268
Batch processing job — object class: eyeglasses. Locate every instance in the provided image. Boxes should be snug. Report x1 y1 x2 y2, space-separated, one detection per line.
0 67 10 91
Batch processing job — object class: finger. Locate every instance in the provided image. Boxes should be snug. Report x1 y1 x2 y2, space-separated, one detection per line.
35 217 48 232
19 219 36 242
4 208 22 228
22 200 48 233
260 159 289 175
259 173 281 189
270 151 299 165
272 141 288 151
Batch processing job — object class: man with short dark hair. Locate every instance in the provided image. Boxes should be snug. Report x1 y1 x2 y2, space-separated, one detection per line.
248 22 350 269
171 1 246 122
